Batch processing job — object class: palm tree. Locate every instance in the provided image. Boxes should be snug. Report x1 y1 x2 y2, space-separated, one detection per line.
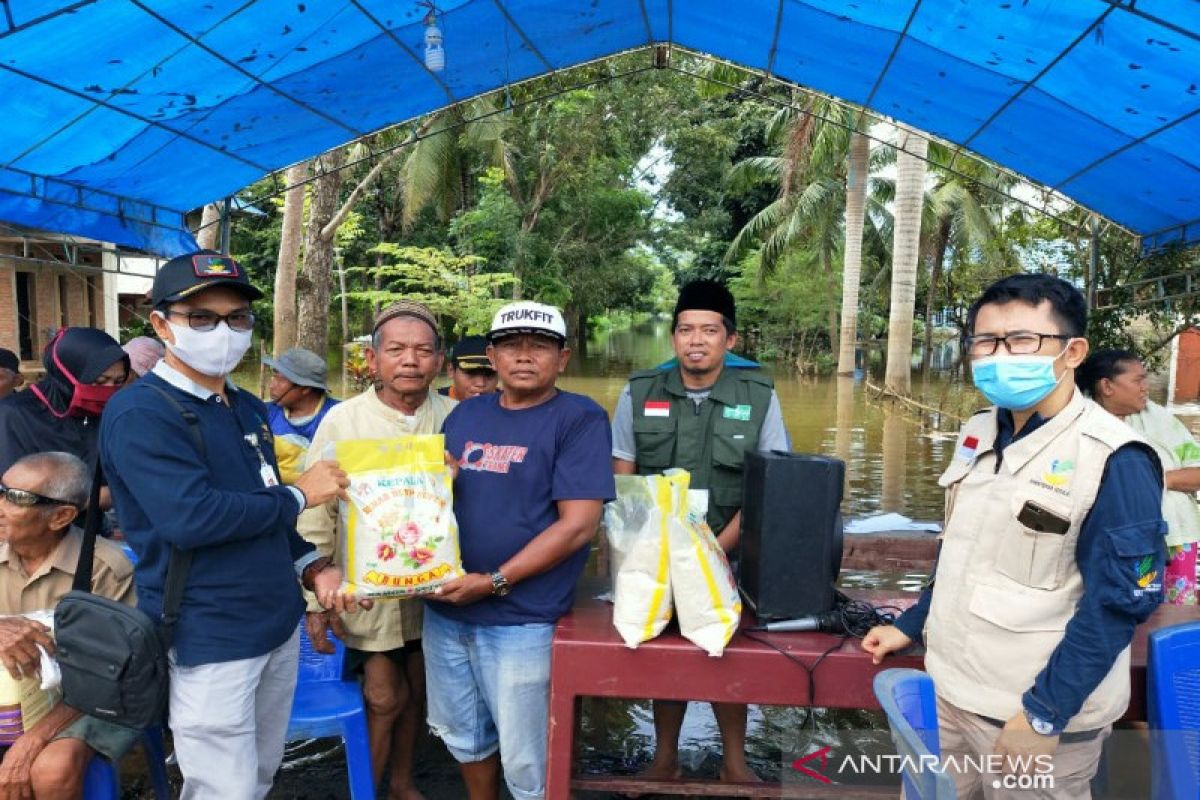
884 127 928 395
402 96 514 229
837 131 871 375
725 97 891 353
919 148 1017 374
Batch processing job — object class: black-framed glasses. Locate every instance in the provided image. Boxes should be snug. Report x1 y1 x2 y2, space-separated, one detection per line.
164 309 256 332
0 484 78 510
964 332 1071 357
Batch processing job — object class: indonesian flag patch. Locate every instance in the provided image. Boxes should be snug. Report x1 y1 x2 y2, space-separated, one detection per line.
643 400 670 418
957 435 979 462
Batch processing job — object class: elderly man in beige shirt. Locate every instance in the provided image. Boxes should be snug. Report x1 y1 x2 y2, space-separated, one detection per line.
0 451 134 800
299 301 457 800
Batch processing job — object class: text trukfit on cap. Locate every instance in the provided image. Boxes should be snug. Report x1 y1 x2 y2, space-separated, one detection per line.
499 308 556 325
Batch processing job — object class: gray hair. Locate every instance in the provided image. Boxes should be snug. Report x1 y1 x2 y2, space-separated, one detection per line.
12 451 90 508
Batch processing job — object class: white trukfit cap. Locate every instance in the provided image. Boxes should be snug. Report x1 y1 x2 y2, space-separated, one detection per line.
487 301 567 343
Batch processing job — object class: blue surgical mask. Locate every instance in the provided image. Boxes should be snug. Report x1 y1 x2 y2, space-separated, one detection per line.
971 348 1070 410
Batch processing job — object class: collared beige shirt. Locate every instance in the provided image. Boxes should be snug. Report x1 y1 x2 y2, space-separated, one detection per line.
298 387 456 651
0 528 135 615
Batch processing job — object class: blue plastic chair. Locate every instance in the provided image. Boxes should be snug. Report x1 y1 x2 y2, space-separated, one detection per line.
81 727 171 799
82 754 119 798
286 623 374 800
1149 621 1200 800
873 669 957 800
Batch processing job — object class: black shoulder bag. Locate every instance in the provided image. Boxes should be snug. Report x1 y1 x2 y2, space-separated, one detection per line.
53 385 198 729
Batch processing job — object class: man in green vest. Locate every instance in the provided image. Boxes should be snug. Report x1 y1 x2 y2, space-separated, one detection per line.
612 279 790 786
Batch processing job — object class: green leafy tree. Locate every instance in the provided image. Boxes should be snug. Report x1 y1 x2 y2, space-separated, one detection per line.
345 245 516 337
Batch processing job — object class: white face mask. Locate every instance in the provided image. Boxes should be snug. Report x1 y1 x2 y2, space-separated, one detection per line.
161 318 253 377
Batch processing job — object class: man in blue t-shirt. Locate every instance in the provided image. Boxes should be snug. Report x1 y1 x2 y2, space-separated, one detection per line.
427 301 615 800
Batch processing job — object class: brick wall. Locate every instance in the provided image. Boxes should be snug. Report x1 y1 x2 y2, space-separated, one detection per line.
0 263 15 358
0 244 110 368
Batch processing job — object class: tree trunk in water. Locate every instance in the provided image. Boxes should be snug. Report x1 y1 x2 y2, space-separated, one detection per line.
834 376 855 490
196 203 222 250
881 403 908 512
884 131 928 396
297 150 345 357
837 132 870 376
564 305 587 355
921 216 953 376
822 248 838 359
272 163 308 357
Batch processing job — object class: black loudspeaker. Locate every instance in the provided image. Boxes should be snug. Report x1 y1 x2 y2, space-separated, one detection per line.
738 451 845 623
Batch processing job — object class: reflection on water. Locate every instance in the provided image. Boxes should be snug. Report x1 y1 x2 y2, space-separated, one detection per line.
577 699 899 787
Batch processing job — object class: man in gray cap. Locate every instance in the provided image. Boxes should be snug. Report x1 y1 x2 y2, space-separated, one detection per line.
265 347 339 485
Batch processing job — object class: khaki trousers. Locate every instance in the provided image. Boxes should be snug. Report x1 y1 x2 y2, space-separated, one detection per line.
934 695 1109 800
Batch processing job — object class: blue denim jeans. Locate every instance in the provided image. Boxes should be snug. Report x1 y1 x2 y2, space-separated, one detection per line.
422 606 554 800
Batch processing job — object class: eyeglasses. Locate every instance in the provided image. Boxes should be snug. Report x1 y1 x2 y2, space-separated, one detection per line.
964 332 1071 357
0 484 77 510
164 309 256 332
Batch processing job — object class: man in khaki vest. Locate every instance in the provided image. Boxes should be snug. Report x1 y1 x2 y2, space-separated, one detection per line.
864 274 1166 799
299 301 456 800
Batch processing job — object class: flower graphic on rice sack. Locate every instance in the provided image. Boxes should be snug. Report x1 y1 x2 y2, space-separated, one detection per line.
395 521 422 547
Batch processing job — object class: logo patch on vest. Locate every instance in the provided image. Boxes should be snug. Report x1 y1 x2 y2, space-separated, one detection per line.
643 401 670 418
957 435 979 461
1029 457 1075 496
1042 459 1075 488
722 404 752 421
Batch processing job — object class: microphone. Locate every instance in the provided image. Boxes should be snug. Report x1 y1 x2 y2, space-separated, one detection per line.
763 616 824 632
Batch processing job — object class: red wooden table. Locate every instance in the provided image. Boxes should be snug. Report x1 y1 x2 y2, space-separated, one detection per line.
545 590 1199 798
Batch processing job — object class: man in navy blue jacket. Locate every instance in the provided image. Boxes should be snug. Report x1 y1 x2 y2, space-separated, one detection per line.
101 251 364 799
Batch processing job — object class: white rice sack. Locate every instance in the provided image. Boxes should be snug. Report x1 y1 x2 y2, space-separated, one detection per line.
668 479 742 657
606 474 674 648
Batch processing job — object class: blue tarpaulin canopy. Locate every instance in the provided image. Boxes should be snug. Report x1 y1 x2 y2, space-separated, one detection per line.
1 1 1198 255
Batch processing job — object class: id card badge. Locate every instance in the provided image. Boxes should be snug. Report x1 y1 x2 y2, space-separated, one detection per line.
245 433 280 488
259 462 280 488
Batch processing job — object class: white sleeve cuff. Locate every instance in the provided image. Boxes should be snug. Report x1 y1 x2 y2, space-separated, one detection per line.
293 549 322 579
288 486 307 514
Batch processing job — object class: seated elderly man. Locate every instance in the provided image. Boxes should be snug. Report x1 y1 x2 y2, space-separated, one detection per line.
0 452 134 799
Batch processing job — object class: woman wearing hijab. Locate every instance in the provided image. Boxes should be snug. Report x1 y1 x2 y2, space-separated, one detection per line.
0 328 129 480
1078 348 1200 604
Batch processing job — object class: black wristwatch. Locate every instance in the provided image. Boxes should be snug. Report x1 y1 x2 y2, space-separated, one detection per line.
489 570 512 597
